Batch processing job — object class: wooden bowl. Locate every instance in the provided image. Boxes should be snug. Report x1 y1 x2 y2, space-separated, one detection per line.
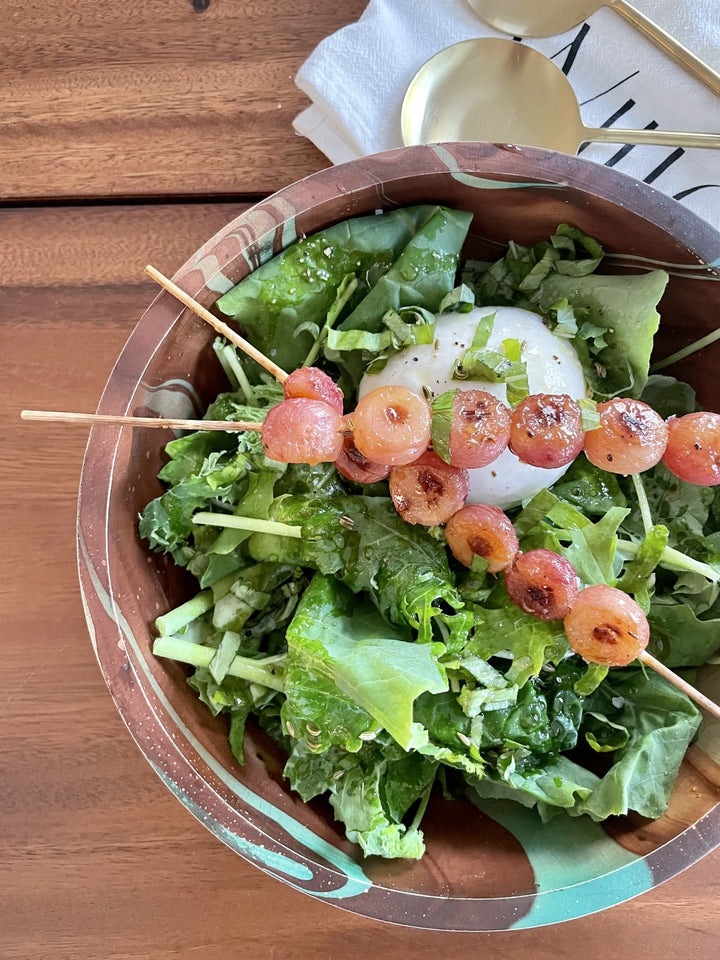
77 142 720 931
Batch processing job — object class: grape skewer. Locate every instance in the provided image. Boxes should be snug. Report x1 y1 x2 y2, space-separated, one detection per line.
120 271 720 488
638 649 720 720
21 409 720 715
521 566 720 720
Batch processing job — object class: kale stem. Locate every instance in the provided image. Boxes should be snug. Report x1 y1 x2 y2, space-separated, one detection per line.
650 326 720 372
303 274 358 367
155 590 214 637
408 781 434 836
617 539 719 582
215 341 256 404
228 352 256 405
153 635 286 692
192 512 302 538
630 473 653 536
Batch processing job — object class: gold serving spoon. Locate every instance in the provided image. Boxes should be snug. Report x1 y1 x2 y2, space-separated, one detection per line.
401 39 720 152
465 0 720 98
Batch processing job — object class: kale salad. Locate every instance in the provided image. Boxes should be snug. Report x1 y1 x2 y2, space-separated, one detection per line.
140 206 720 860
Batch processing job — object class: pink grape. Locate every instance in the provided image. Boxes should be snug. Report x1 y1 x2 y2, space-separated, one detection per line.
584 398 668 475
444 504 519 573
262 398 343 464
449 389 511 468
335 415 390 484
352 385 431 466
505 549 579 620
283 366 344 413
508 393 584 469
389 451 469 526
563 583 649 667
662 411 720 486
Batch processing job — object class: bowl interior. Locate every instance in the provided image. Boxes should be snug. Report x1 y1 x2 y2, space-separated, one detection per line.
78 142 720 932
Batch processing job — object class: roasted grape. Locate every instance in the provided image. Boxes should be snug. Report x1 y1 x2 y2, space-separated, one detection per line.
389 451 469 525
508 393 584 469
563 583 649 667
448 389 511 468
505 549 579 620
662 411 720 486
283 366 344 413
351 385 432 466
444 503 519 573
583 397 668 475
262 397 343 464
335 415 391 484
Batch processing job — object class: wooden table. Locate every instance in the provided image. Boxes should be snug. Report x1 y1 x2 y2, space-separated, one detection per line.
2 3 719 958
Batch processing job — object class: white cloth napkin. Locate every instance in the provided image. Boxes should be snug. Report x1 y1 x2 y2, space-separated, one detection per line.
294 0 720 231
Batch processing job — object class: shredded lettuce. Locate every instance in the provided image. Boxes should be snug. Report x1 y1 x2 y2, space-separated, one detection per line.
463 225 668 399
451 311 530 405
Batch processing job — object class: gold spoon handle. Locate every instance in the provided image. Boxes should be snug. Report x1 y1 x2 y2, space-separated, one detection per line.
612 0 720 98
583 125 720 149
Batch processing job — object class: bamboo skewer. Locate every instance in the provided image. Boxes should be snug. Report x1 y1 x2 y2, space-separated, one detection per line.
144 264 289 384
20 410 262 432
639 650 720 721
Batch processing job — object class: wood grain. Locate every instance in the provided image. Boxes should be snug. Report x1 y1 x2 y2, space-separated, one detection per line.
1 0 368 202
2 203 720 959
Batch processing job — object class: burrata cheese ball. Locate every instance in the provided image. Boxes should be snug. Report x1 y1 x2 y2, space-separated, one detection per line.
358 305 588 509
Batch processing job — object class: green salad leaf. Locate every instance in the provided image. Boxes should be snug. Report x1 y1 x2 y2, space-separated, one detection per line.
337 207 473 333
535 269 668 398
647 596 720 667
470 668 700 822
139 391 275 563
575 668 701 820
247 494 469 645
282 573 447 752
216 205 471 374
285 737 436 859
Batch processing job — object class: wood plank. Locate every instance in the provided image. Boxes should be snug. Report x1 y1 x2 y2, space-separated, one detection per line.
3 203 720 959
1 0 368 201
1 203 249 287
